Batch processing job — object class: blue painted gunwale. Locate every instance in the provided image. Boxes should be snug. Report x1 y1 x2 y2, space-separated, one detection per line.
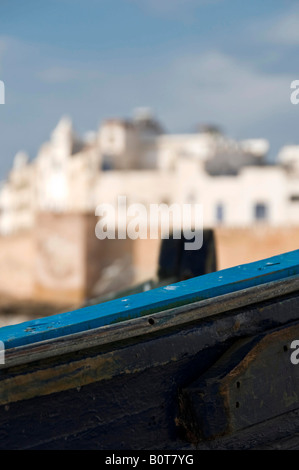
1 249 299 350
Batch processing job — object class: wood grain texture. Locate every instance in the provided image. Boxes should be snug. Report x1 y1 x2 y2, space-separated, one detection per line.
1 288 299 407
1 290 299 449
179 322 299 441
3 274 299 369
0 250 299 449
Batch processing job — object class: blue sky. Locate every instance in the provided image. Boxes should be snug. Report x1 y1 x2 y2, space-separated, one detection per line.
0 0 299 178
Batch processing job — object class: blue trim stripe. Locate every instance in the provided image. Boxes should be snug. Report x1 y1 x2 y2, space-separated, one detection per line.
1 249 299 350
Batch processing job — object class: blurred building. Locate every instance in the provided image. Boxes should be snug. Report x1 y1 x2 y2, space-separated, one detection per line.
1 109 299 235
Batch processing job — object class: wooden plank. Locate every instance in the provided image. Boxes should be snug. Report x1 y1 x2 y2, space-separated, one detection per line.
179 322 299 441
1 287 299 448
3 274 299 369
1 249 299 350
1 289 299 406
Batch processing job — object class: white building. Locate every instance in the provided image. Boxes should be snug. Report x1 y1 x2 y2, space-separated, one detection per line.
0 109 298 235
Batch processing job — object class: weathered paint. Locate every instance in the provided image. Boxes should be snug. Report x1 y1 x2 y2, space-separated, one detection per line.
1 250 299 350
179 322 299 441
3 274 299 371
0 251 299 449
1 290 299 449
1 287 299 407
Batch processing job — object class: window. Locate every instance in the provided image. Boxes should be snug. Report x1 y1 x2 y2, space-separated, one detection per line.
101 156 114 171
254 203 268 221
215 203 224 224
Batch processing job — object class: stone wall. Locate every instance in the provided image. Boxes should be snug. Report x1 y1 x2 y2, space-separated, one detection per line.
0 232 35 299
214 226 299 270
0 217 299 305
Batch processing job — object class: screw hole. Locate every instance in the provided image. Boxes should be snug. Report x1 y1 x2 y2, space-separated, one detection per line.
236 402 240 408
148 318 155 325
283 345 288 352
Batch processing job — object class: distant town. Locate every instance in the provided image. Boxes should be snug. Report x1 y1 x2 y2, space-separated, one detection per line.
0 108 299 306
1 107 299 236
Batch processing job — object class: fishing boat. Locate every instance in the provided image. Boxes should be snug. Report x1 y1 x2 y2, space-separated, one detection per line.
0 247 299 450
